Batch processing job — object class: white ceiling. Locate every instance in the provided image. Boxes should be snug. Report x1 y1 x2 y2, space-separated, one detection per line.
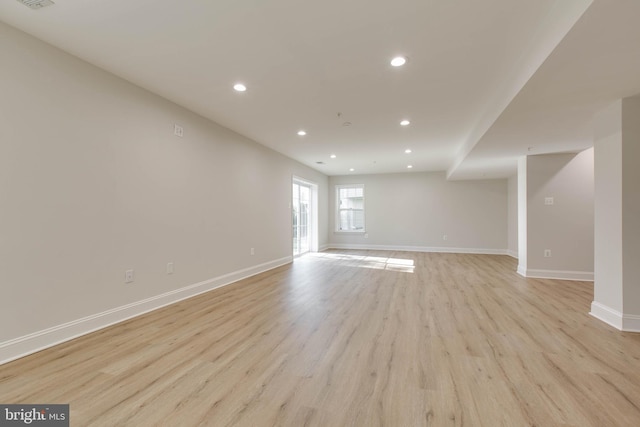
1 0 639 178
450 0 640 180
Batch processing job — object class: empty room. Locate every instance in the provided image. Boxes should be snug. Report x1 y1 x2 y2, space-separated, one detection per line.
1 0 640 426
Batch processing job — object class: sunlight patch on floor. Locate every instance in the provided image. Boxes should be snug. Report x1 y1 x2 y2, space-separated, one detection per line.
310 252 415 273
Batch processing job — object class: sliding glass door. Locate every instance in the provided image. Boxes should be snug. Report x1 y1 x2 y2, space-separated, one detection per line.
292 181 311 256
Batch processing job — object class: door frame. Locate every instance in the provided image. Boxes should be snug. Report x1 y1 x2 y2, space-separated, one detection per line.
292 176 318 256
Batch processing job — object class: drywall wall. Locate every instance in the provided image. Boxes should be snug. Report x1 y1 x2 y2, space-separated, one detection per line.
593 100 624 315
621 96 640 319
592 97 640 331
328 172 507 252
517 157 528 275
0 22 328 359
525 150 594 278
507 174 518 258
592 96 640 330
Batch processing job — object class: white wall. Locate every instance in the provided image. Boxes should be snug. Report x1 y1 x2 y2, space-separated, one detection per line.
593 101 624 314
621 96 640 318
517 157 528 275
591 97 640 331
328 173 508 252
524 150 594 279
507 174 518 258
0 22 328 360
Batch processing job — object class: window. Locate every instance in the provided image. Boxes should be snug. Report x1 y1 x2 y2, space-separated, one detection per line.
336 184 365 232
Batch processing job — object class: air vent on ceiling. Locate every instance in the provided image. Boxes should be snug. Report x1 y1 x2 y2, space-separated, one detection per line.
316 161 325 165
16 0 55 10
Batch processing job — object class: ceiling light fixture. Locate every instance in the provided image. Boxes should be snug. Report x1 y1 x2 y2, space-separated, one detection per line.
405 149 412 154
330 154 336 159
400 119 410 126
297 130 307 136
233 83 247 92
407 165 413 169
390 56 407 67
349 168 355 172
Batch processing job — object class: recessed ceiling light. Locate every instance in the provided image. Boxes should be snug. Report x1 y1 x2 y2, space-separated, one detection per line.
405 149 412 154
233 83 247 92
390 56 407 67
349 168 355 172
330 154 336 159
297 130 307 136
400 119 410 126
407 165 413 169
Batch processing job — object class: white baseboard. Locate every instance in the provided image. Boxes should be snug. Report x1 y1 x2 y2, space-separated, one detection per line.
591 302 640 332
518 268 593 281
325 243 508 255
507 249 518 259
623 314 640 332
622 314 640 332
0 256 292 366
517 264 527 277
590 301 623 330
318 244 331 252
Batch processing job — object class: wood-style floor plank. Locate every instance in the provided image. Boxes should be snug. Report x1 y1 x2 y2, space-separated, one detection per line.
1 250 640 426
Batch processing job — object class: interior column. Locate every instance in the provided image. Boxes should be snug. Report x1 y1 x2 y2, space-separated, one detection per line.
591 96 640 331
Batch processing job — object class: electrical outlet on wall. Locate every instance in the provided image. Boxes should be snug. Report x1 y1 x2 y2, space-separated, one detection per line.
544 249 551 258
250 248 255 256
174 124 184 137
166 262 174 274
125 269 134 283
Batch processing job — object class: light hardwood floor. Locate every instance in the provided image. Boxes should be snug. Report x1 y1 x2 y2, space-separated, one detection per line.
1 251 640 426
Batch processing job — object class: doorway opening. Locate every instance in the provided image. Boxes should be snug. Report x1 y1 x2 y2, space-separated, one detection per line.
292 177 318 257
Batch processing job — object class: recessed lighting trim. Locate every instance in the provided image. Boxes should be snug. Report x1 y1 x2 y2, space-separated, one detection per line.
349 168 355 172
233 83 247 92
407 165 413 169
297 130 307 136
400 119 410 126
390 56 407 67
330 154 336 159
405 149 412 154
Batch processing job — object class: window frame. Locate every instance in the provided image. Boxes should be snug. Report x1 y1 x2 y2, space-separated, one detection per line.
335 184 366 233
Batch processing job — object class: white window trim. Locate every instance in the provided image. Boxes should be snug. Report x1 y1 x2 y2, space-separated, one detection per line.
335 184 366 233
